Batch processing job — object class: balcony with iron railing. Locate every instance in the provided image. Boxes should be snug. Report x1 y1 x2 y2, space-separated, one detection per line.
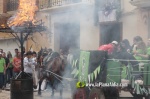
5 0 93 12
38 0 94 12
130 0 150 8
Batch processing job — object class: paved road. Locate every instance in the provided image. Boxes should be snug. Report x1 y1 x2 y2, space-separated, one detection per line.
34 88 72 99
0 82 72 99
0 88 72 99
0 87 145 99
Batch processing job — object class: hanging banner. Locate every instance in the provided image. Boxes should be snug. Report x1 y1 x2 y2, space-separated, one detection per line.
78 51 90 83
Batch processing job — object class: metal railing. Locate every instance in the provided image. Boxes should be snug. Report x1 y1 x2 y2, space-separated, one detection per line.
7 0 18 11
38 0 93 9
6 0 93 11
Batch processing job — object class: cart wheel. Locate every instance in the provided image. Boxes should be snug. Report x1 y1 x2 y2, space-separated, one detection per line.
102 87 119 99
145 95 150 99
130 92 143 99
132 94 143 99
74 88 87 99
89 88 105 99
133 95 143 99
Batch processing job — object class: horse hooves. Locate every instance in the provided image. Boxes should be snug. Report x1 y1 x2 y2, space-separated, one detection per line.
33 85 37 89
38 91 41 96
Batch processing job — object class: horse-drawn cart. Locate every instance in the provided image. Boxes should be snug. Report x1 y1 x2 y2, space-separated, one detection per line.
71 50 150 99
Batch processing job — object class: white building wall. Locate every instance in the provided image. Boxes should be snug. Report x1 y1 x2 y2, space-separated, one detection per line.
41 1 147 51
121 0 148 45
0 39 24 56
48 4 99 52
79 5 99 50
121 0 136 13
39 0 149 51
122 12 138 45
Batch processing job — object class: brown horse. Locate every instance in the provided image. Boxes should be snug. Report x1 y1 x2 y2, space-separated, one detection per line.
37 49 65 98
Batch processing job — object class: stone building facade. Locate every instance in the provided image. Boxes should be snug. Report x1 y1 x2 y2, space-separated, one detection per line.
0 0 149 54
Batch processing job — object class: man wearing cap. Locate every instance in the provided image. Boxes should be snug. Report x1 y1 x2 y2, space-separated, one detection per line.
0 52 6 90
98 41 118 55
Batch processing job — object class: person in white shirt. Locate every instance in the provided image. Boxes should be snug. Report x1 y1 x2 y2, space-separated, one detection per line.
24 51 36 77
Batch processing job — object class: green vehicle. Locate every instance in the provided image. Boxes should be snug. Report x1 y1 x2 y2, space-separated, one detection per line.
71 50 150 99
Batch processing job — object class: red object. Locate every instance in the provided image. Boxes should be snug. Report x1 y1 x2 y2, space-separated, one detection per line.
13 57 21 72
98 44 114 54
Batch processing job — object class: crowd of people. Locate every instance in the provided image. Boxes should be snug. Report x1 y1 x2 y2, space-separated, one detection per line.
98 36 150 82
0 35 150 92
0 48 38 91
0 47 70 92
98 36 150 61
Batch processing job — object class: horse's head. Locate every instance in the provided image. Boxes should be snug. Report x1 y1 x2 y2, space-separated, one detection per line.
44 52 64 73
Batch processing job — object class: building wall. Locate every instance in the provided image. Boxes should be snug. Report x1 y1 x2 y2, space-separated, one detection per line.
122 12 138 45
136 10 148 44
122 0 136 13
0 1 51 53
1 0 149 53
46 4 99 52
79 5 99 50
0 0 6 14
121 0 148 45
0 39 22 56
26 33 51 52
0 33 20 56
36 0 150 51
25 13 51 52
